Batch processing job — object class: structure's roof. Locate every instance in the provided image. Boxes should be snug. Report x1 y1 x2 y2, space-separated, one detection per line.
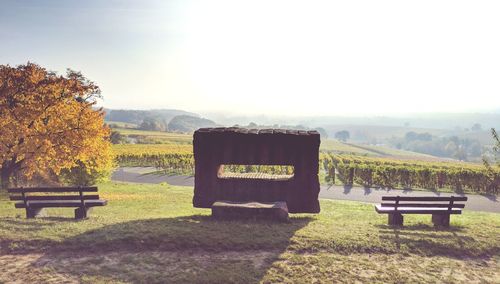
195 127 319 136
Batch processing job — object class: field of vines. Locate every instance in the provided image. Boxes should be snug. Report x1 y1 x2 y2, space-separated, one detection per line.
113 144 499 194
321 153 499 194
112 144 194 175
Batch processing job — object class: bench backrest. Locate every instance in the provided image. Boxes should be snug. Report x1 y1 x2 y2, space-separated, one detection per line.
8 186 99 207
380 196 468 211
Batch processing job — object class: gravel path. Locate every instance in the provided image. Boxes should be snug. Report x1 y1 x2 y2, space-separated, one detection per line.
112 167 499 213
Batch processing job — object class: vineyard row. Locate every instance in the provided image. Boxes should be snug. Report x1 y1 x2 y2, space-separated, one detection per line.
113 151 499 194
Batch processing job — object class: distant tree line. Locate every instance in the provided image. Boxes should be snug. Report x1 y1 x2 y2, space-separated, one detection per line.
105 109 196 125
390 131 483 161
139 117 168 131
106 114 217 134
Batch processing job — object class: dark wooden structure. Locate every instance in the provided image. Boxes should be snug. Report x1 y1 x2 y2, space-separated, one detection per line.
193 127 321 213
375 196 468 227
8 186 107 219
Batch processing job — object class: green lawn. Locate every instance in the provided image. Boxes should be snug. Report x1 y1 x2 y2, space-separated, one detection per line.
1 183 499 283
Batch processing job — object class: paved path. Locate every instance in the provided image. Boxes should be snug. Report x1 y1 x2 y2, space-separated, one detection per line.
112 167 195 185
112 167 500 213
319 185 498 213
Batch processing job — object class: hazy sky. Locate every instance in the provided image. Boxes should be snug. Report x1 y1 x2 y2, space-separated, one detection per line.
1 0 499 116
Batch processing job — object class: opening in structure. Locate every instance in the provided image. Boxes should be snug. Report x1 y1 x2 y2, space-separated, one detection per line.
217 164 294 181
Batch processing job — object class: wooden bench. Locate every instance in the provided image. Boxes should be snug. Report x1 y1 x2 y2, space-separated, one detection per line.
8 186 107 219
375 196 468 227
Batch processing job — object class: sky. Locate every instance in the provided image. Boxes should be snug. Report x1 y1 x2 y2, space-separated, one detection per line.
1 0 500 116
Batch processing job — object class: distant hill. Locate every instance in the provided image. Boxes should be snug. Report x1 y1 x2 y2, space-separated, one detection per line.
167 115 217 133
103 108 496 161
104 109 198 125
324 125 446 143
202 112 500 131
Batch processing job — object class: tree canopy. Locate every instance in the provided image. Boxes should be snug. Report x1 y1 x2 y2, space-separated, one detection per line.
0 63 113 188
492 128 500 166
334 130 350 142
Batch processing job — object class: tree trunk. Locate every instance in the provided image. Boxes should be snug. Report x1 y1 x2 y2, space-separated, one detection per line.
0 161 17 190
1 167 11 190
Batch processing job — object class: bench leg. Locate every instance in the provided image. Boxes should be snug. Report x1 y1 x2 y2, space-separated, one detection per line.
26 208 46 218
388 213 403 226
432 214 450 227
75 207 92 219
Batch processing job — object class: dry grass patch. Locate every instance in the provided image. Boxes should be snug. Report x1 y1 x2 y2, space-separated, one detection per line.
1 251 498 284
264 253 500 283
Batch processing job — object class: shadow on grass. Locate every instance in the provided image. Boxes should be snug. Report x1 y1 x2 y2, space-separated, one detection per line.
363 186 371 195
480 193 498 202
343 185 352 194
0 217 75 230
19 215 312 283
375 224 490 257
139 170 195 179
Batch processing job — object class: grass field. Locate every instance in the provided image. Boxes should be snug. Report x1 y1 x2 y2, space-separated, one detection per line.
320 140 441 160
1 183 499 283
112 144 192 156
113 128 193 145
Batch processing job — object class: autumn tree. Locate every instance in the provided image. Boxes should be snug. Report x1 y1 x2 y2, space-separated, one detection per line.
0 63 113 189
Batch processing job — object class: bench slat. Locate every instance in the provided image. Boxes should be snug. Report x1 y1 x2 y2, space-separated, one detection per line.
14 200 107 208
9 195 100 201
380 202 465 208
8 187 98 193
375 205 462 214
381 196 467 202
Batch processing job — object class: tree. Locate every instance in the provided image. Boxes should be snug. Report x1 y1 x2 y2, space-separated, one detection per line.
405 131 432 142
471 123 482 131
453 145 467 161
481 128 500 187
314 127 328 139
110 130 126 144
167 115 216 133
405 131 418 141
139 117 166 131
334 130 350 142
444 141 458 156
491 128 500 165
0 63 113 189
416 132 432 141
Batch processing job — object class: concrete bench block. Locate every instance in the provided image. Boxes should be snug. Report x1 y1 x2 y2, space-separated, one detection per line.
212 201 289 222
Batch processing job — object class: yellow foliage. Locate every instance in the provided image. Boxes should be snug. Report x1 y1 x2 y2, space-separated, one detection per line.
0 63 112 186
